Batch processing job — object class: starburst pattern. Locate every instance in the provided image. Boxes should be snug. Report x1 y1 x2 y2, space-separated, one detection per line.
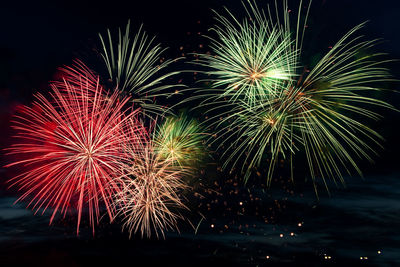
154 113 207 168
114 119 189 238
194 0 298 105
6 66 140 234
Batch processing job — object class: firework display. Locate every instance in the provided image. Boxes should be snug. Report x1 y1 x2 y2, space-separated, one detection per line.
194 0 395 192
3 0 396 239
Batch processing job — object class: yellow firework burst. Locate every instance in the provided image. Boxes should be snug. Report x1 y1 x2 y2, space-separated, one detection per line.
114 119 189 238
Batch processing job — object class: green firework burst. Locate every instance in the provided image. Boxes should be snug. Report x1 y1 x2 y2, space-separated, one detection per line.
99 21 182 115
154 113 207 169
195 0 298 105
194 0 396 193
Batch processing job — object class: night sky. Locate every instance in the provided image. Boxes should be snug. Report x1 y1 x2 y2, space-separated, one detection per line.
1 0 400 266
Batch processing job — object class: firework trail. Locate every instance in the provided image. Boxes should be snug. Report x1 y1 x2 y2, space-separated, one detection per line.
6 64 141 234
99 21 183 116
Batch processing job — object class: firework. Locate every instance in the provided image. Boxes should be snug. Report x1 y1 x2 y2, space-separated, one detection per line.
194 0 298 105
194 0 395 192
212 85 303 183
6 65 140 234
154 113 207 169
54 59 100 93
290 22 395 193
114 119 189 238
99 21 182 115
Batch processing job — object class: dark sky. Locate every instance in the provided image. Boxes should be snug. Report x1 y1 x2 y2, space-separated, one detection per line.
1 3 400 264
1 0 400 173
1 0 400 71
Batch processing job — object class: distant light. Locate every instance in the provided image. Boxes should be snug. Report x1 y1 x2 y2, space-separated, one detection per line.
239 201 243 206
290 232 294 236
378 250 382 254
279 233 283 238
266 256 270 259
298 223 302 227
211 224 215 228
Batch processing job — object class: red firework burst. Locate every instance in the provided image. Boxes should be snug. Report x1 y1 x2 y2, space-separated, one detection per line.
5 64 140 234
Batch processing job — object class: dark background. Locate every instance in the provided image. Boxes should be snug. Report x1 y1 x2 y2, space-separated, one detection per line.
1 0 400 266
1 0 400 171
